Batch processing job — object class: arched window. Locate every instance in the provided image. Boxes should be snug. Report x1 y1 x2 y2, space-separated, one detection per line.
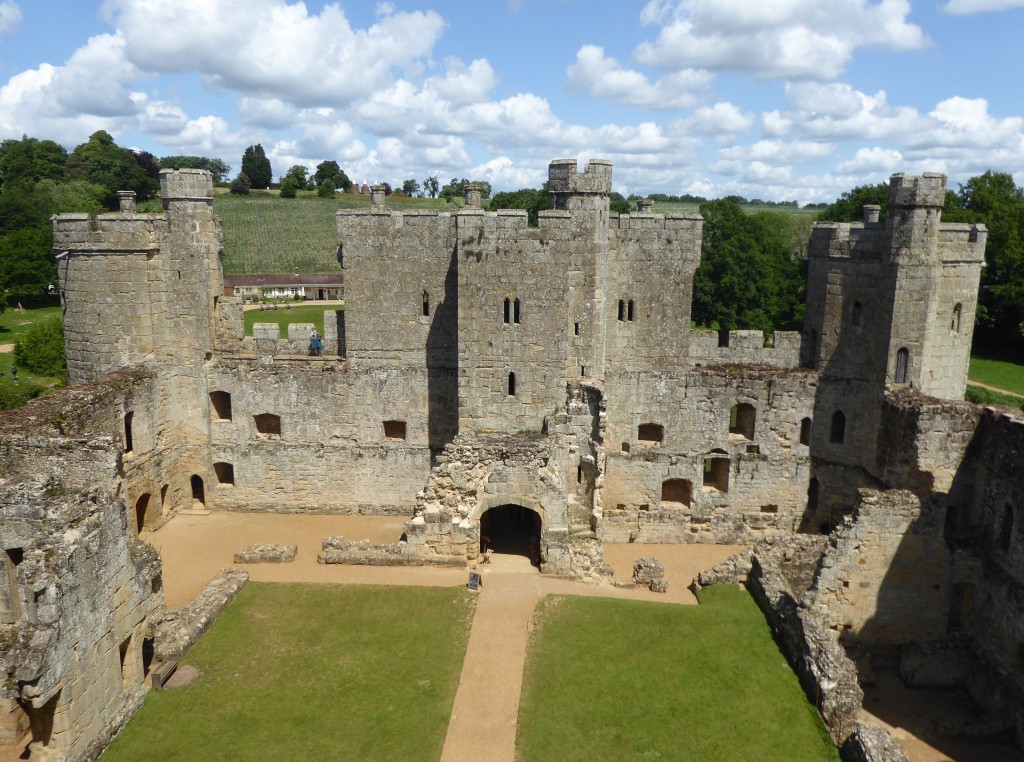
503 298 511 324
895 347 909 384
508 372 516 396
951 303 962 333
513 297 521 324
799 417 812 445
729 403 756 439
422 290 430 317
637 423 664 445
830 411 846 444
190 475 205 507
999 504 1014 553
807 477 820 511
617 300 625 321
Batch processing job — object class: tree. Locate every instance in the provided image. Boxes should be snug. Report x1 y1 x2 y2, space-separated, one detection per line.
402 179 421 197
283 165 309 190
816 182 890 223
13 317 66 379
692 199 805 333
0 137 68 191
159 155 231 184
317 178 335 198
314 161 351 192
66 131 157 207
423 176 439 199
382 182 393 196
240 144 272 189
440 178 491 203
489 186 551 227
229 172 252 195
279 176 299 198
609 192 631 215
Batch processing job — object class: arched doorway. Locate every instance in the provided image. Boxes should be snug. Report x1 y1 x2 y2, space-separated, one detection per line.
479 504 542 565
191 475 205 508
134 494 151 534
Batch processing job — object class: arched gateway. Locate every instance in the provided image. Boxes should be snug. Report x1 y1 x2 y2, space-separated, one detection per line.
479 504 542 565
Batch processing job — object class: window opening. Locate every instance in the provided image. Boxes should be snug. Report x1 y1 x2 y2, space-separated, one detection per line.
661 479 692 507
503 298 511 324
895 347 909 384
637 423 664 445
951 303 962 332
621 442 630 453
383 420 407 440
160 484 169 513
799 417 812 445
851 301 863 326
134 494 150 534
120 636 132 688
577 464 583 484
999 504 1014 552
830 411 846 444
627 299 635 321
761 504 779 513
807 478 820 512
508 372 516 396
729 403 756 439
422 290 430 316
210 391 232 421
617 300 625 321
214 462 235 485
254 413 282 437
702 451 730 492
124 411 134 453
1 548 23 624
513 297 521 324
574 322 580 336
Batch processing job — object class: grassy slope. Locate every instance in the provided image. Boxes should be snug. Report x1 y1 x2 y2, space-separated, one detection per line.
214 191 456 274
0 306 64 408
0 304 61 344
968 355 1024 397
104 583 475 762
517 585 839 762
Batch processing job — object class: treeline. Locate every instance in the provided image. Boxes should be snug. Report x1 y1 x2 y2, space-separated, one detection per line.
634 192 805 208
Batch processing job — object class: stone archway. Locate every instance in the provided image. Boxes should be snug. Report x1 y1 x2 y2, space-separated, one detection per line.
479 504 542 564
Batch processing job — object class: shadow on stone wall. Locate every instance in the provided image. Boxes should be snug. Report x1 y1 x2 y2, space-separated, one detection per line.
426 245 458 452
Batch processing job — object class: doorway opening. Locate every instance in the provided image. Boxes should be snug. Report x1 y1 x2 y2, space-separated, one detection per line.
479 504 542 566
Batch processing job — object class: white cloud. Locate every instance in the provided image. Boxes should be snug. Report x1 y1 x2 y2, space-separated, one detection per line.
635 0 927 80
0 1 20 34
102 0 446 107
566 45 711 109
944 0 1024 12
835 147 904 174
719 139 834 165
682 102 755 135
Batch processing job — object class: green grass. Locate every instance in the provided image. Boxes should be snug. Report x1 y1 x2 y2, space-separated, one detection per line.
968 355 1024 397
243 303 343 336
517 585 839 762
0 304 61 344
214 192 456 274
104 583 475 762
966 385 1024 411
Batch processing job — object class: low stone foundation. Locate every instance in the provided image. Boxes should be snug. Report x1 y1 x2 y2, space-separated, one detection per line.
317 537 464 567
233 544 298 564
152 568 249 663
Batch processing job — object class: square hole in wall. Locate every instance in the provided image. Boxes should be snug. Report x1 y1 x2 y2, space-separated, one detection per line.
383 420 407 440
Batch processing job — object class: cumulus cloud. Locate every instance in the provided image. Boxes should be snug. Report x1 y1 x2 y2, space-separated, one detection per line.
0 1 20 34
682 102 755 135
566 45 712 109
944 0 1024 12
635 0 927 80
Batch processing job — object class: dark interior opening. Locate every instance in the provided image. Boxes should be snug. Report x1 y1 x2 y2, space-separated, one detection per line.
191 475 205 506
254 413 281 437
124 411 134 453
479 504 542 566
214 462 235 485
134 493 150 534
210 391 232 421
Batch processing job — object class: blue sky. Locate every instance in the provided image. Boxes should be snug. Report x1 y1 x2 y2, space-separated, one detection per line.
1 0 1022 202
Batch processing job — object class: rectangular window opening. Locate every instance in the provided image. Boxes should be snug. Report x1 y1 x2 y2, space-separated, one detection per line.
383 420 407 440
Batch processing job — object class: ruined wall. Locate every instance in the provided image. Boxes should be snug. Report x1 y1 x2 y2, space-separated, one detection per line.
600 367 816 542
0 384 164 761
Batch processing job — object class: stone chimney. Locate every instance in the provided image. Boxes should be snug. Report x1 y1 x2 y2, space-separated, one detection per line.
636 198 653 213
863 205 881 224
118 190 137 213
370 185 386 210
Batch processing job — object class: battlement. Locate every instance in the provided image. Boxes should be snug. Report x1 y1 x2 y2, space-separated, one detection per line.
548 159 612 211
53 212 163 253
159 168 214 202
689 330 802 368
612 211 704 231
888 172 946 211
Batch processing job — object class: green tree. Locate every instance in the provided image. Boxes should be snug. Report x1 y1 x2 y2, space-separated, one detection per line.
314 161 350 192
958 171 1024 351
229 172 252 195
609 192 630 215
423 176 439 199
489 186 551 227
66 131 156 207
692 200 805 333
816 182 890 223
402 179 421 197
317 179 335 198
283 165 309 190
440 178 491 203
13 317 66 379
279 176 299 198
159 155 231 183
240 144 272 189
0 225 56 306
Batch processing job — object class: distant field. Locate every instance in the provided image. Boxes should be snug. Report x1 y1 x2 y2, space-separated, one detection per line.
0 306 65 409
0 304 61 345
243 303 342 336
214 191 456 274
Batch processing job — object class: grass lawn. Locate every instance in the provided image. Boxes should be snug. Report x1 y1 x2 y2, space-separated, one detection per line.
104 583 475 762
517 585 839 762
968 355 1024 397
243 303 343 336
0 304 61 344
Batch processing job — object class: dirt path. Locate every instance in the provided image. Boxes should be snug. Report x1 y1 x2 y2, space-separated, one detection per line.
967 380 1024 399
0 343 12 354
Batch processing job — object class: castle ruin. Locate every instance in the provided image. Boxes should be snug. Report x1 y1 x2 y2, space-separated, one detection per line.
0 160 1021 760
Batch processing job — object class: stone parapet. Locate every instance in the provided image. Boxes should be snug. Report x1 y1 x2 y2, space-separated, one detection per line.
689 330 802 367
152 568 248 662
